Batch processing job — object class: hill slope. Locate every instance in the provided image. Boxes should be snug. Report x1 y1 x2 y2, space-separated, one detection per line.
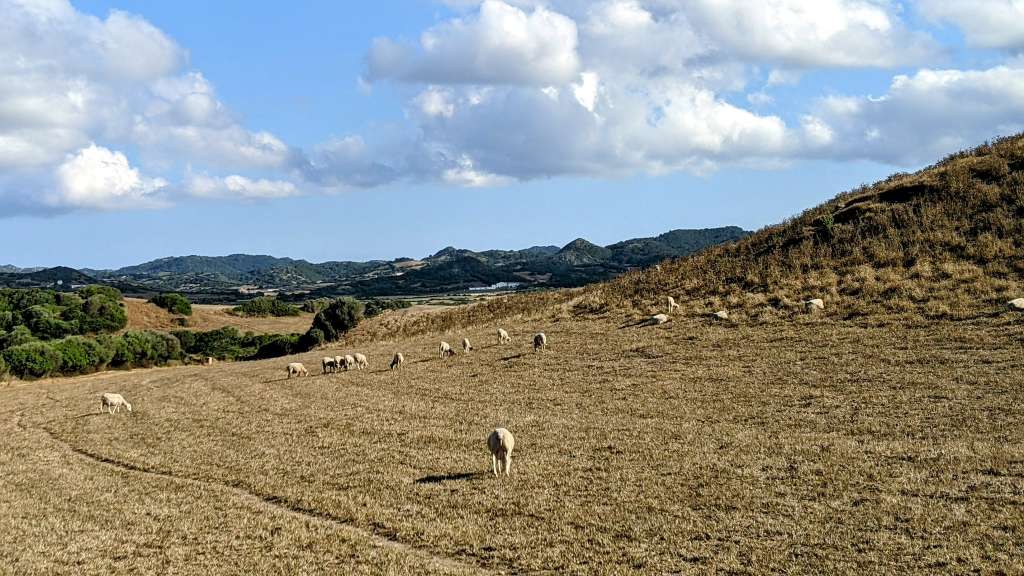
597 135 1024 320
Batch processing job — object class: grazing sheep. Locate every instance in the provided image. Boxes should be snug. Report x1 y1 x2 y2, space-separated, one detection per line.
667 296 680 312
390 352 404 370
488 428 516 477
439 341 454 359
204 357 215 366
462 337 473 353
343 355 355 371
649 313 670 325
287 362 309 378
533 332 547 352
1009 298 1024 311
100 393 132 414
322 357 337 374
712 310 729 321
805 298 825 313
334 355 344 370
497 328 511 344
353 353 368 370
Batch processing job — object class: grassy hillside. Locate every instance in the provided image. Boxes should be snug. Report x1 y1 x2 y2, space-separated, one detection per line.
596 135 1024 321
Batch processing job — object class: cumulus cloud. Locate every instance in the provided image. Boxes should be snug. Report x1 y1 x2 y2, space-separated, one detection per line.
0 0 294 215
803 65 1024 163
918 0 1024 51
366 0 580 85
50 144 168 210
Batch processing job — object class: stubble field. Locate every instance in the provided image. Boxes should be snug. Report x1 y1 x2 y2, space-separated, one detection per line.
1 312 1022 574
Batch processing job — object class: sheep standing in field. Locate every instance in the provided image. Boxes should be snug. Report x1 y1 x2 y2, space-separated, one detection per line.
334 356 344 370
1009 298 1024 311
497 328 511 345
487 428 515 477
204 357 215 366
462 337 473 353
667 296 680 313
805 298 825 313
287 363 309 378
533 332 547 352
100 393 132 414
390 352 404 371
648 313 670 326
353 353 368 370
439 341 454 359
343 355 355 371
322 357 337 374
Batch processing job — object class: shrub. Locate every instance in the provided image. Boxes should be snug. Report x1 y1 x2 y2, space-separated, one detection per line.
0 355 7 380
77 295 128 334
298 328 325 351
3 342 61 379
301 298 333 314
149 292 193 316
252 333 302 359
0 326 36 350
172 327 249 360
24 305 76 340
52 336 115 375
309 298 363 342
363 298 412 318
232 297 301 317
77 285 122 301
113 331 181 368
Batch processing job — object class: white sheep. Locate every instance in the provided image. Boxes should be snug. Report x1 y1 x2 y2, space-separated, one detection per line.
322 357 337 374
343 355 355 371
390 352 404 370
439 341 454 359
488 428 515 477
667 296 680 312
287 362 309 378
100 392 132 414
1008 298 1024 311
649 313 670 325
805 298 825 313
334 355 344 370
497 328 511 344
533 332 547 352
712 310 729 321
353 353 368 370
204 357 215 366
462 337 473 353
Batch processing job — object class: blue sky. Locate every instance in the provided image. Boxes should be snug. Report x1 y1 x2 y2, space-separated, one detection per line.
1 0 1022 268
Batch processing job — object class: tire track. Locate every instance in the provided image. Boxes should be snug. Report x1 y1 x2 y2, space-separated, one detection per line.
13 408 491 575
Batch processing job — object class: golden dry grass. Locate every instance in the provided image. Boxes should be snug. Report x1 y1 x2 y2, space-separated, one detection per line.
3 309 1022 574
123 298 314 334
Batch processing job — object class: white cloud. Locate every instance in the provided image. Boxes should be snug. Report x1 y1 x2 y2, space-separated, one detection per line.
50 144 167 210
805 65 1024 163
186 172 299 199
366 0 580 85
918 0 1024 51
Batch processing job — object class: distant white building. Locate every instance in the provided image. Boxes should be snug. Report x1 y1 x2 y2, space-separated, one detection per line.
469 282 523 292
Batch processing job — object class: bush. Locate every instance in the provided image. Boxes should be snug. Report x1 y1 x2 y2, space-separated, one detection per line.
298 328 325 351
24 305 75 340
52 336 115 375
0 325 36 350
309 298 363 342
113 331 182 368
3 341 61 379
232 297 301 317
172 327 249 360
253 333 302 359
363 298 412 318
77 295 127 334
301 298 332 314
149 293 193 316
0 355 7 380
77 285 122 300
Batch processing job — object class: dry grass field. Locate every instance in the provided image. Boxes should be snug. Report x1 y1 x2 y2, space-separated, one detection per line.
2 309 1022 574
123 298 314 334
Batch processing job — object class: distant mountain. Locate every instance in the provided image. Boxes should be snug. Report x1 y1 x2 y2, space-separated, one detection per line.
0 266 96 290
5 226 749 298
0 265 44 274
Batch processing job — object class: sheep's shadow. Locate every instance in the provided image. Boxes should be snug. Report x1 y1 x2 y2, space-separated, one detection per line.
500 353 525 361
72 412 105 420
618 319 662 329
414 471 486 484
